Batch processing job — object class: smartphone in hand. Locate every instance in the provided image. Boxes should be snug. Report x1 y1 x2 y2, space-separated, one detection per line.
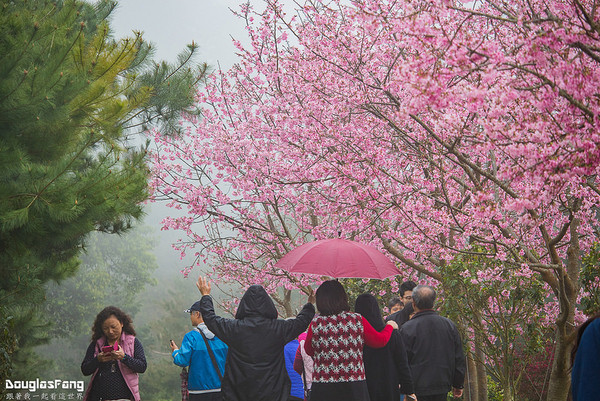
101 345 115 353
101 341 118 353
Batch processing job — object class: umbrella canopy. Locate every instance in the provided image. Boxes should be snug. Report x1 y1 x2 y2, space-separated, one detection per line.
274 238 399 279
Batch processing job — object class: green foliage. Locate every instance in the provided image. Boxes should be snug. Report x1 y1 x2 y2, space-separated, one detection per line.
139 356 183 401
30 226 158 381
44 227 159 338
132 44 205 135
486 376 504 401
440 248 551 399
580 242 600 315
342 276 413 313
0 0 204 381
135 285 197 401
0 306 17 399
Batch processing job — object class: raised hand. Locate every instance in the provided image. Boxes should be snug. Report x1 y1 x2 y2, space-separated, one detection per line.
196 276 211 296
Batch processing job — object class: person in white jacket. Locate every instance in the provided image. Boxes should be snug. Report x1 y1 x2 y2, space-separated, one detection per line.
293 331 314 400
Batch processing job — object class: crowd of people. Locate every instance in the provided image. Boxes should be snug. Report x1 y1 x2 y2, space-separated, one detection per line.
81 275 600 401
81 277 472 401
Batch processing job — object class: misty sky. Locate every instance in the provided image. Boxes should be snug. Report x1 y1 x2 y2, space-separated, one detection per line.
111 0 249 69
109 0 255 288
110 1 294 295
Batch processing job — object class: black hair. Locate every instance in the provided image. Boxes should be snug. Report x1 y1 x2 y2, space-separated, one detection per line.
400 281 417 297
315 280 350 316
355 293 385 331
91 306 136 342
412 285 436 310
387 297 403 310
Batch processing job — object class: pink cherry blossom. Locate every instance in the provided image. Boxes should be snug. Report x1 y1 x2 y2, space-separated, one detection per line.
150 1 599 399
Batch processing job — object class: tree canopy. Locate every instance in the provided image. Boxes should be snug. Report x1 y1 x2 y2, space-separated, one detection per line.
30 227 158 380
151 0 600 399
0 0 204 382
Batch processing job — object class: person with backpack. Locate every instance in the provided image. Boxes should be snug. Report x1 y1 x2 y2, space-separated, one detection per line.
171 300 228 401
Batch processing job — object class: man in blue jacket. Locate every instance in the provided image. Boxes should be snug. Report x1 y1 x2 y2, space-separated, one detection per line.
284 338 304 401
171 300 228 401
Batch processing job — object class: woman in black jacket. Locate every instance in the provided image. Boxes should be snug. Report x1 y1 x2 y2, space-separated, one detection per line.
196 276 315 401
355 293 416 401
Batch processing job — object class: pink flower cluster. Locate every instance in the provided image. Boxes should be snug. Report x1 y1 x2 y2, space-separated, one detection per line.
149 1 599 380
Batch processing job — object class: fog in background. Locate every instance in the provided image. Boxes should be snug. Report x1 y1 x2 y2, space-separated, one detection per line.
111 0 250 315
112 0 246 66
111 0 300 314
30 1 302 391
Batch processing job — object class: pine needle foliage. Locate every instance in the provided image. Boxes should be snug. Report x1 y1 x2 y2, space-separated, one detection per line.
0 0 205 383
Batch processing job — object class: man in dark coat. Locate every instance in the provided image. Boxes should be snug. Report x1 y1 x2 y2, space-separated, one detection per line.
196 276 315 401
399 285 466 401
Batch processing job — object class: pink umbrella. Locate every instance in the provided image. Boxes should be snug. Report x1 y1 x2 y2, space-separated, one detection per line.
274 238 399 279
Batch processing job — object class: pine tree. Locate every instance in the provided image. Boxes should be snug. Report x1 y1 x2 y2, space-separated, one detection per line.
0 0 205 382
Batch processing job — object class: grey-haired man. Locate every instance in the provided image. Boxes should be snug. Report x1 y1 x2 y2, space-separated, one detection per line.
399 285 466 401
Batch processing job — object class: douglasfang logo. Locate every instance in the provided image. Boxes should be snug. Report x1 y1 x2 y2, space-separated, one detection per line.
5 379 85 393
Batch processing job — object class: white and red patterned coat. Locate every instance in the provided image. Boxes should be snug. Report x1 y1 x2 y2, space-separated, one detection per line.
304 311 392 383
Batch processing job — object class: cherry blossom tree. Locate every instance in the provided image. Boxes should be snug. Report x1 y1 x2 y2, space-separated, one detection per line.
151 0 600 399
